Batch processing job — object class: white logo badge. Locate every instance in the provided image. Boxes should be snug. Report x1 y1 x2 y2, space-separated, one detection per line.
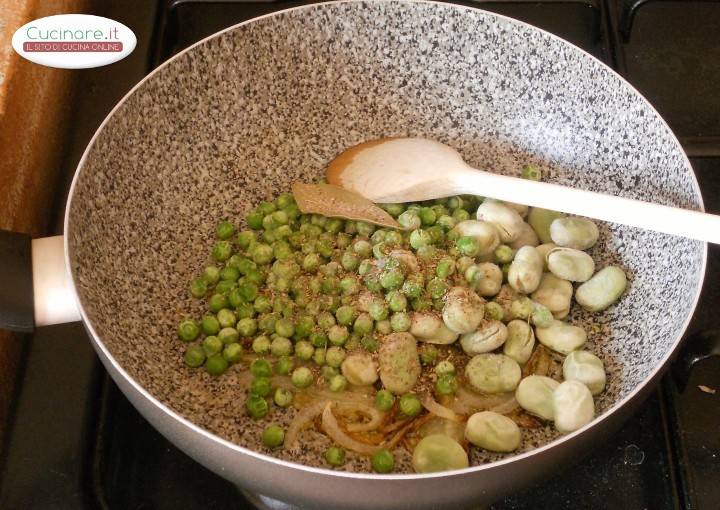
12 14 136 69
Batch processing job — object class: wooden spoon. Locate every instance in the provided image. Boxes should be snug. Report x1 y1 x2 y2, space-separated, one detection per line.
327 137 720 244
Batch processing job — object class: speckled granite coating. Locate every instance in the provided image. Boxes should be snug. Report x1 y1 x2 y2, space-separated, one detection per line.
67 0 703 474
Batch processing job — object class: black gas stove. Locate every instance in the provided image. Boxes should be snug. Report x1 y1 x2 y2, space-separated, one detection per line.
1 1 719 509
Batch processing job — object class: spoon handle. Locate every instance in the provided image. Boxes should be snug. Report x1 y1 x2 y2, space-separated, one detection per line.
458 169 720 244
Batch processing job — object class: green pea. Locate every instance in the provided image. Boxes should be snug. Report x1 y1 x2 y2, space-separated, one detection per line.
325 446 346 466
236 230 256 250
223 343 243 363
212 240 233 261
328 374 348 392
274 387 294 408
295 340 314 361
398 210 422 230
310 332 328 348
375 389 395 411
245 268 265 285
455 236 479 257
436 257 456 279
291 367 314 388
365 300 387 322
401 279 423 299
246 395 269 419
190 278 207 298
253 295 272 313
426 278 449 299
357 258 374 276
340 251 359 271
218 327 239 344
250 358 273 378
261 424 285 448
416 245 438 261
419 207 437 226
361 335 379 353
411 297 431 311
251 243 274 265
371 230 387 245
216 309 236 328
340 276 360 296
236 258 257 275
208 293 228 313
353 313 374 335
270 337 293 357
371 449 395 473
313 347 327 366
259 313 279 334
390 312 411 332
216 220 235 240
205 354 229 376
201 267 221 287
409 229 433 249
252 335 271 354
380 268 405 290
302 253 321 272
248 376 272 396
436 215 456 231
399 394 422 417
363 273 382 292
447 196 464 210
184 345 206 368
386 290 408 312
522 164 541 181
452 208 471 222
328 325 349 346
321 276 340 295
274 356 294 376
247 211 264 230
200 315 220 336
484 301 505 321
202 336 223 356
326 347 347 368
353 240 373 258
294 316 315 338
336 305 357 326
177 319 200 342
436 374 458 395
419 344 438 365
227 288 244 309
511 297 534 320
262 214 276 231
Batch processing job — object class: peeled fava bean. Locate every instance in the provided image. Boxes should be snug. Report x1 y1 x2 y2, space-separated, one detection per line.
465 353 521 393
553 380 595 433
442 287 485 334
473 262 503 297
531 273 573 319
547 247 595 282
549 217 599 250
412 434 469 473
515 375 559 420
502 201 529 219
508 246 544 294
509 221 539 250
575 266 627 312
535 320 586 354
476 199 526 243
465 411 521 452
454 220 500 256
527 208 565 244
379 333 421 394
503 320 536 365
341 353 378 386
563 350 606 395
460 320 508 355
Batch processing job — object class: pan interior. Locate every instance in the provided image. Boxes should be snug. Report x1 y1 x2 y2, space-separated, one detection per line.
67 1 704 472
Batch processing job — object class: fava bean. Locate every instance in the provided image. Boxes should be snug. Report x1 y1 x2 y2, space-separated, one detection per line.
535 320 586 354
531 273 573 319
465 411 521 452
563 350 606 395
508 246 543 294
442 287 485 334
465 353 521 393
412 434 469 473
476 199 526 243
547 247 595 282
453 220 500 256
535 243 556 270
515 375 559 420
341 353 378 386
379 333 421 394
549 217 599 250
575 266 627 312
553 380 595 433
509 221 539 250
460 320 508 355
503 320 536 365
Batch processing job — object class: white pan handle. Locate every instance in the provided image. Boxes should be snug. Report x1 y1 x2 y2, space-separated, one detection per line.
32 235 80 327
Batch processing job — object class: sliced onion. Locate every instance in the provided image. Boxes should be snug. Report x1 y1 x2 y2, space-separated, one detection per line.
382 418 418 450
421 394 462 422
490 397 519 415
449 386 515 414
335 402 384 432
308 389 374 405
285 400 328 450
322 403 380 456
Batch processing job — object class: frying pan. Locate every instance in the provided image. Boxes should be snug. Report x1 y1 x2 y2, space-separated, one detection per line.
0 1 706 508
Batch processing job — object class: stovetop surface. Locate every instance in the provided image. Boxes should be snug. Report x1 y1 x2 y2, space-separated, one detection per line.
1 1 719 509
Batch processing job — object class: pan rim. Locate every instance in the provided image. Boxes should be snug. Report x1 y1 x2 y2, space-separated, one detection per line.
63 0 708 481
